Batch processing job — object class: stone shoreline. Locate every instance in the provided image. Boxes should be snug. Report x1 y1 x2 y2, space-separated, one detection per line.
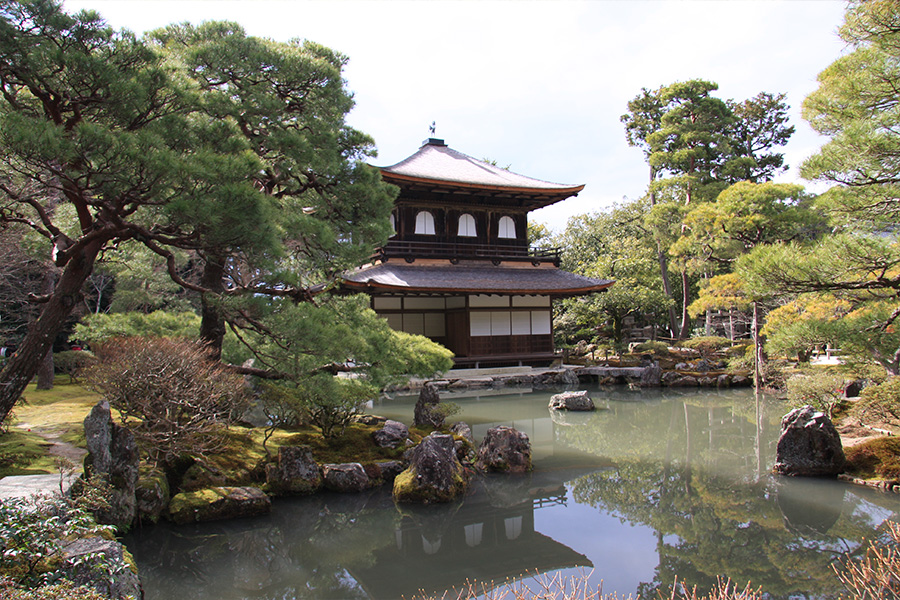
401 364 753 393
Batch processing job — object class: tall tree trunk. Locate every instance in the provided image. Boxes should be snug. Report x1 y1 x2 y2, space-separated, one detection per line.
35 268 59 390
0 241 102 424
648 166 678 338
752 301 764 389
678 269 691 340
35 350 54 390
658 248 678 338
199 254 227 360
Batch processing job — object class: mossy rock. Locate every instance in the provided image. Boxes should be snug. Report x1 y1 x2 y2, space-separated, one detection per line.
392 433 469 504
167 486 270 525
136 467 170 523
392 464 468 504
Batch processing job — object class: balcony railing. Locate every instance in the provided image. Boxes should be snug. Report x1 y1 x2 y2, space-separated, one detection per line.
377 240 561 265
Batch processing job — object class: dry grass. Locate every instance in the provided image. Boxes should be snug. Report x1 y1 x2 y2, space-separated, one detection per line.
410 571 763 600
833 521 900 599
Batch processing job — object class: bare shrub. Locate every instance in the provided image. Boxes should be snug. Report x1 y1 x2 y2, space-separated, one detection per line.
85 337 249 466
833 520 900 599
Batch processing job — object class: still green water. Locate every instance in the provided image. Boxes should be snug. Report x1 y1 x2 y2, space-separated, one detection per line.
124 384 900 599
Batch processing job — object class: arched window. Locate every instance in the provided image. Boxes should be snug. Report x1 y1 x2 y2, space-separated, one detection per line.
457 213 476 237
498 216 516 239
415 211 435 235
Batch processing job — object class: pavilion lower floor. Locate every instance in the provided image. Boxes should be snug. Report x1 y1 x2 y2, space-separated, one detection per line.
371 293 557 367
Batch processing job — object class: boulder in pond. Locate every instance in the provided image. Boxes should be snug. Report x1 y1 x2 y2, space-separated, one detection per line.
774 405 846 477
323 463 369 492
548 390 595 411
373 419 409 448
83 401 139 531
475 426 532 473
393 433 469 504
266 445 322 496
168 486 271 525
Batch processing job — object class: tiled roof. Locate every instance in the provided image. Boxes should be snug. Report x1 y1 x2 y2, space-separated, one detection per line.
342 262 613 297
379 139 583 192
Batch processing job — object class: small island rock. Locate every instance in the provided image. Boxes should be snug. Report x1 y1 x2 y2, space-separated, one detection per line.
475 426 532 473
549 390 595 411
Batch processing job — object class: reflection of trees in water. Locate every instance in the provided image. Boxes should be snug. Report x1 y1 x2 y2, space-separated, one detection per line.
554 395 783 477
557 394 888 598
570 456 884 598
126 491 400 599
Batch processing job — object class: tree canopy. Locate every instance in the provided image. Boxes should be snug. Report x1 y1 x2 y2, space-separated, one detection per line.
0 0 448 424
736 0 900 375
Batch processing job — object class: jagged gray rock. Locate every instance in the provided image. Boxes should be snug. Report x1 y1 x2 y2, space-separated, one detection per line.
414 383 445 428
265 446 322 495
322 463 369 492
774 405 846 477
533 368 579 388
475 426 532 473
640 363 663 387
373 419 409 448
83 401 139 531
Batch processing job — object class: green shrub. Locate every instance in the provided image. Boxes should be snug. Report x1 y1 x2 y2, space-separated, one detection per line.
261 375 373 441
631 341 671 356
852 377 900 425
785 371 845 417
0 578 106 600
728 344 755 373
678 336 734 357
0 493 123 592
53 351 99 382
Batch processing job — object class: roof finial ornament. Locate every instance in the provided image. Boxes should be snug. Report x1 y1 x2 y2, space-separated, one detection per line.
429 121 436 136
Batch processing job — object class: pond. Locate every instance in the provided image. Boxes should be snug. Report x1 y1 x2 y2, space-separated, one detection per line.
123 384 900 599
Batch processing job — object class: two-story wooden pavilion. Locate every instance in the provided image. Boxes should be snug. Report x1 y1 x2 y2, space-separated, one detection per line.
342 138 613 367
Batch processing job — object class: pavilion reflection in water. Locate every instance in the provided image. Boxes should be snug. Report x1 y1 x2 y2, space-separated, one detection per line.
350 473 595 599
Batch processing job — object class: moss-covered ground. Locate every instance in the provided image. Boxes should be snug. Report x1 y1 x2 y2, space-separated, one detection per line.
1 380 422 482
1 378 100 477
844 437 900 481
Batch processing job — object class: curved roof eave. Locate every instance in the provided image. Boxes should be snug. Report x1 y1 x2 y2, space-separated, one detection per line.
380 171 585 197
343 279 614 297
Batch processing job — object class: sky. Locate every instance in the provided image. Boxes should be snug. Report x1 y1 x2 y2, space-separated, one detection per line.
65 0 850 232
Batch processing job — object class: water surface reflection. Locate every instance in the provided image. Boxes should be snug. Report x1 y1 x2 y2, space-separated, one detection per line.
125 385 900 599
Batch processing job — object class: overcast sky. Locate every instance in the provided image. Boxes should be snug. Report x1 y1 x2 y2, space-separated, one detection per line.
66 0 849 232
